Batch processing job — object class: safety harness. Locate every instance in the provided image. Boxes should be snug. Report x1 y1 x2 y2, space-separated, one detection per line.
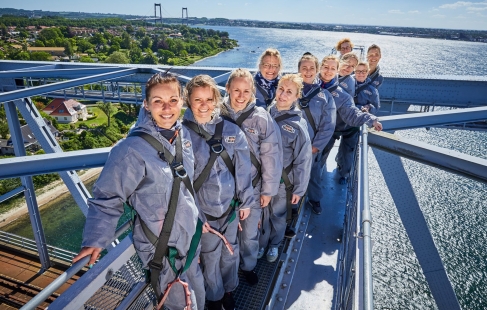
299 86 322 135
368 66 381 85
224 106 262 188
182 119 239 238
273 112 299 222
127 131 201 309
255 83 275 108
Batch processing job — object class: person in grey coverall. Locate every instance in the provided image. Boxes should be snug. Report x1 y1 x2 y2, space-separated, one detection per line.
182 75 255 310
73 74 206 310
254 48 282 108
335 62 380 184
315 55 383 213
297 53 336 213
260 74 312 262
223 68 283 285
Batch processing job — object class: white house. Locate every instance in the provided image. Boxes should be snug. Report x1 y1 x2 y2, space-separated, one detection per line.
43 99 88 124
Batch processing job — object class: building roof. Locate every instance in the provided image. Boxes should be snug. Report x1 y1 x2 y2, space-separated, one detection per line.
6 119 59 147
44 99 85 117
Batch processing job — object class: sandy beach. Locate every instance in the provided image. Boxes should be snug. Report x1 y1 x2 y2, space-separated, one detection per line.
0 168 102 228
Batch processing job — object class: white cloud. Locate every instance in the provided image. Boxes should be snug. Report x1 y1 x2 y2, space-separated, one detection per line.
218 2 223 5
408 10 420 14
388 9 404 14
467 6 487 10
439 1 473 9
432 14 447 17
455 14 467 18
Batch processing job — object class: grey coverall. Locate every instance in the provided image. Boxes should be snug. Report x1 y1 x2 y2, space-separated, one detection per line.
260 104 312 249
336 77 380 179
299 79 337 203
222 98 283 272
319 75 378 169
182 109 255 301
81 109 205 310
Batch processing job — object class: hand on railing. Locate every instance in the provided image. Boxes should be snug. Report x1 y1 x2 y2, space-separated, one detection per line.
372 120 383 131
72 246 102 268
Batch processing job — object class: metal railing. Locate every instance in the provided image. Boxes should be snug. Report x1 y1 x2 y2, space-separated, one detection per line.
0 230 77 263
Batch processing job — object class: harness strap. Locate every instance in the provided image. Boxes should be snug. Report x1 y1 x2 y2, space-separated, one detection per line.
127 131 199 302
338 75 350 83
281 164 294 222
183 120 235 193
327 84 339 93
369 67 381 83
299 87 321 134
255 83 274 107
235 106 255 127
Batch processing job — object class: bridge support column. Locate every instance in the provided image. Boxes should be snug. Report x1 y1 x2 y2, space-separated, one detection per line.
4 101 51 270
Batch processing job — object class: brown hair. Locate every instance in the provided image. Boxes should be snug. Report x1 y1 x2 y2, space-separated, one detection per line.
298 52 319 72
367 44 382 55
335 38 354 51
183 74 222 109
145 72 181 102
278 73 304 99
225 68 256 103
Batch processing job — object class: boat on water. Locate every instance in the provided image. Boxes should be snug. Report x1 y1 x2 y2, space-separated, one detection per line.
0 59 486 309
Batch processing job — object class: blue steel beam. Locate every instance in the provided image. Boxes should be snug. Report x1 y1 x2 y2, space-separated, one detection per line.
0 148 111 180
372 147 461 310
0 186 24 204
0 67 123 79
368 131 487 183
380 106 487 131
0 68 139 103
4 101 51 270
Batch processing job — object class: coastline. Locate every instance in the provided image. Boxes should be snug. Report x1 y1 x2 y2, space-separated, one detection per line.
0 168 102 229
193 49 230 65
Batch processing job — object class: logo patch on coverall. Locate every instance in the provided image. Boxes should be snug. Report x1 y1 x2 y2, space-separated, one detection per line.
245 128 258 135
183 140 192 149
282 124 295 134
364 90 372 95
331 91 339 97
225 136 236 143
318 92 325 99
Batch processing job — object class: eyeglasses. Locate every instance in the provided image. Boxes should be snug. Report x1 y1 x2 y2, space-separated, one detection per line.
262 63 280 69
355 70 368 74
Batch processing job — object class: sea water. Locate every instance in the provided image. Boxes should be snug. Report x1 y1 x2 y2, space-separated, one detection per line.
4 26 487 309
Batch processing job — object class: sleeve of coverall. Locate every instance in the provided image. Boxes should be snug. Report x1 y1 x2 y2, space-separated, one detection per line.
82 144 146 249
312 92 337 152
339 94 378 128
233 128 256 210
259 115 283 197
368 87 380 115
291 121 312 197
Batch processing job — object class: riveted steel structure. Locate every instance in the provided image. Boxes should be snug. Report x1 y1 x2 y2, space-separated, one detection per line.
1 60 486 309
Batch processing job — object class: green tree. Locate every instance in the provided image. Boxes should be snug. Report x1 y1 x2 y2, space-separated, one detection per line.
104 51 130 64
129 45 142 63
80 55 94 63
120 32 131 49
108 43 120 54
77 39 93 53
39 27 63 42
97 101 116 127
90 33 107 46
0 105 8 138
34 40 45 47
125 24 134 34
158 49 175 64
64 41 74 56
30 51 51 61
140 50 158 64
140 36 152 49
135 27 146 39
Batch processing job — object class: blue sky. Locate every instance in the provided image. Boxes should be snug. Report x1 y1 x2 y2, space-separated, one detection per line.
5 0 487 30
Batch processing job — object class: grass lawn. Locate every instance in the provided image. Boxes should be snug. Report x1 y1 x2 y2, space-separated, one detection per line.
84 107 108 127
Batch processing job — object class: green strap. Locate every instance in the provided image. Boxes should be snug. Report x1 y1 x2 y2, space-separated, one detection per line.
168 219 203 275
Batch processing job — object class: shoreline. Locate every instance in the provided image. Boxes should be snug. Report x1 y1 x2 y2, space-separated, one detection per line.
193 49 231 65
0 168 102 229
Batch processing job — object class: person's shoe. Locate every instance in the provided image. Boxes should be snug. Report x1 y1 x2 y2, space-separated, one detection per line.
207 299 222 310
242 269 258 285
266 246 279 262
339 177 348 185
284 225 296 238
221 291 236 310
309 200 322 215
257 247 265 259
